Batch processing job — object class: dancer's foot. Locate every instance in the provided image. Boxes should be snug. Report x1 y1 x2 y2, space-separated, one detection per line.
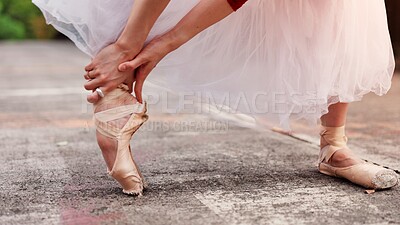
94 84 148 195
318 126 398 190
95 88 136 171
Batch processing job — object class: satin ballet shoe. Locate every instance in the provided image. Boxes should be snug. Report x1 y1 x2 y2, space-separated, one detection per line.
94 84 149 195
318 125 398 190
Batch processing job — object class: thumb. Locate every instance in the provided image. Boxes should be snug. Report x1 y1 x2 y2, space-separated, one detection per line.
133 63 153 103
118 57 146 72
134 75 144 104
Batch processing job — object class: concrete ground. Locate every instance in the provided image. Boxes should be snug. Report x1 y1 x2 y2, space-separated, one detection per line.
0 41 399 225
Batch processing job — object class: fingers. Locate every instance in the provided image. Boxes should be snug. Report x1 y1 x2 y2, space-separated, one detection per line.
87 91 100 104
84 55 145 103
84 76 104 91
123 72 136 93
84 77 117 95
134 63 153 103
118 57 145 72
85 62 95 72
134 76 144 103
84 61 99 103
86 87 108 104
127 80 134 93
83 70 100 80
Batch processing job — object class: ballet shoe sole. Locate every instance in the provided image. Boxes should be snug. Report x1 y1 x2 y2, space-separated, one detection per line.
371 170 399 190
123 189 143 196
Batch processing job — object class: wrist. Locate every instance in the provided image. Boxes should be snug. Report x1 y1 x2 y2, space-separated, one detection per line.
115 37 144 59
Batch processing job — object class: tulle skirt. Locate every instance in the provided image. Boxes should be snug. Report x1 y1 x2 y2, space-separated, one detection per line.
32 0 395 129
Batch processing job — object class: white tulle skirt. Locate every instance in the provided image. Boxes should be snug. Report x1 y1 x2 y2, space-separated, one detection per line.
32 0 395 129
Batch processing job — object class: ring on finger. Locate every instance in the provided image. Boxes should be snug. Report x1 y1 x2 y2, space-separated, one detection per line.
96 88 105 98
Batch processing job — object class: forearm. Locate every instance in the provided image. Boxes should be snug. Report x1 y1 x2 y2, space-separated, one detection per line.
163 0 234 52
116 0 171 55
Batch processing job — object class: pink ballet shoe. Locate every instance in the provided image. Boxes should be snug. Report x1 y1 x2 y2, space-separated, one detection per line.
318 126 398 190
94 85 149 195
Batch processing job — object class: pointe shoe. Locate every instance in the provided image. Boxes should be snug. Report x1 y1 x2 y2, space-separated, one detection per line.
318 125 398 190
94 84 149 195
